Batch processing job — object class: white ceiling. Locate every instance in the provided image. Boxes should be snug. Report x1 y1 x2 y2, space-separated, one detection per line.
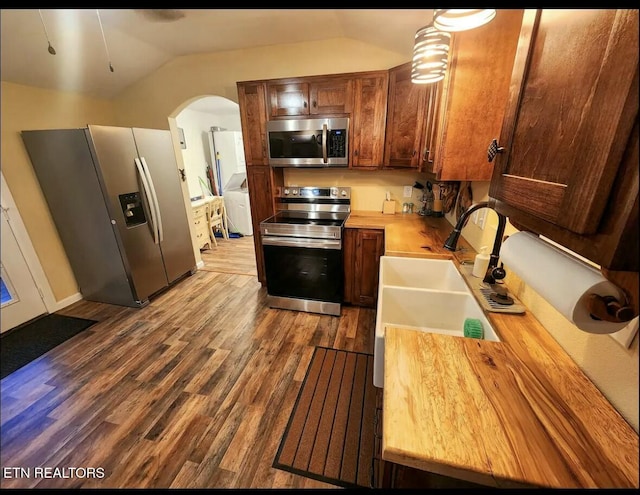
1 9 434 102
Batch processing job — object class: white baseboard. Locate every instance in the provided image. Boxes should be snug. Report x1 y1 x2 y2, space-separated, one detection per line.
53 292 83 312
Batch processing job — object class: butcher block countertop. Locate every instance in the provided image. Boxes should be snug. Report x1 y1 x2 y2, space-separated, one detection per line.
348 211 639 488
345 210 476 261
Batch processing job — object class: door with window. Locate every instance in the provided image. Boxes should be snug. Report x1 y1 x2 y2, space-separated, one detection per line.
1 199 47 333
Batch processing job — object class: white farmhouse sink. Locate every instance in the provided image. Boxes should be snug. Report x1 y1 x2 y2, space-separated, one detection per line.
374 256 501 388
380 256 469 293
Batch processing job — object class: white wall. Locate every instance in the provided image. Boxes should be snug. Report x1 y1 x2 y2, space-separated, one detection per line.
175 98 241 200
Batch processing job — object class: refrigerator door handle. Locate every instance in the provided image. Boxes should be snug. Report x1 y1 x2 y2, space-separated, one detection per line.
134 157 159 244
139 157 164 243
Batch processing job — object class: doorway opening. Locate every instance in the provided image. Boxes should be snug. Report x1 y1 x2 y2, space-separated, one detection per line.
170 95 257 277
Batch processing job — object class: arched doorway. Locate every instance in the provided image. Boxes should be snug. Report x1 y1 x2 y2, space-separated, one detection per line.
168 95 257 277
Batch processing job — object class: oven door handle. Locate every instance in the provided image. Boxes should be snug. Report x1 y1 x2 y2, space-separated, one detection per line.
262 236 341 250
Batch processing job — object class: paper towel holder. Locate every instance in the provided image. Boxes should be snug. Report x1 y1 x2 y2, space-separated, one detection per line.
586 294 635 324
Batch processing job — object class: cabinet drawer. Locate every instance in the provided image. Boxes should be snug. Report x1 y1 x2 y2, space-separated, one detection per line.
192 205 207 219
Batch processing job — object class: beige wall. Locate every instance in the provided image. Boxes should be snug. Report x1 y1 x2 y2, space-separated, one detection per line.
285 169 428 212
447 181 639 432
1 81 116 300
111 37 407 129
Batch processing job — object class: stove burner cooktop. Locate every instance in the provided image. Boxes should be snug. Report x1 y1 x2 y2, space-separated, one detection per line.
259 185 351 240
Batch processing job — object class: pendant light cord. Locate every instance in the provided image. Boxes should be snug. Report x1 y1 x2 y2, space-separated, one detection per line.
38 9 56 55
96 10 114 72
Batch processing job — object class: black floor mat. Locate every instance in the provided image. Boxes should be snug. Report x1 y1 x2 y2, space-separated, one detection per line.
1 313 97 379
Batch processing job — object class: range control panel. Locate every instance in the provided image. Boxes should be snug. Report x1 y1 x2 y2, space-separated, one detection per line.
277 186 350 200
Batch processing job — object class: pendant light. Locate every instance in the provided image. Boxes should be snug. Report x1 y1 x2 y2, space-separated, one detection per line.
96 10 114 72
38 10 56 55
411 25 451 84
433 9 496 32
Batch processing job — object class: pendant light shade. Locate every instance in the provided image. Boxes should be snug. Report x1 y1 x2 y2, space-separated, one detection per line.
411 25 451 84
433 9 496 32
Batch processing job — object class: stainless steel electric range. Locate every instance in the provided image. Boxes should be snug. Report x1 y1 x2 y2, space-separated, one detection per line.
260 186 351 316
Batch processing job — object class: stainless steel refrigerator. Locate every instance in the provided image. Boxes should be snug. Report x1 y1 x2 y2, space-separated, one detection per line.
21 125 197 308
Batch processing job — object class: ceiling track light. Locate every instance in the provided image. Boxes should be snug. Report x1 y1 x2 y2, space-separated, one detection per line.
411 25 451 85
38 10 56 55
433 9 497 32
96 10 114 72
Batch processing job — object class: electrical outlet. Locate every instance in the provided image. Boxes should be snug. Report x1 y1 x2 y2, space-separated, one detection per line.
403 186 413 198
476 209 488 229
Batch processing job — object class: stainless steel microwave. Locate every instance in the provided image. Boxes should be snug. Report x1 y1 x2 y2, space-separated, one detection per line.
267 117 349 167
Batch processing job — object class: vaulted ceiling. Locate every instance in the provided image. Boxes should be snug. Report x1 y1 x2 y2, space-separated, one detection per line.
1 9 433 99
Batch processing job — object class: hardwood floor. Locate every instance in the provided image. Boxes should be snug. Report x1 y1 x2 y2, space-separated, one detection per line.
0 263 375 489
199 235 258 277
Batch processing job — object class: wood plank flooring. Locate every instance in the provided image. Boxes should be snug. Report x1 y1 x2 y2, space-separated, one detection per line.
199 235 258 277
0 260 375 488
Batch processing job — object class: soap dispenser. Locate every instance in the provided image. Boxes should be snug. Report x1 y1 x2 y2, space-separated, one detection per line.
472 246 491 278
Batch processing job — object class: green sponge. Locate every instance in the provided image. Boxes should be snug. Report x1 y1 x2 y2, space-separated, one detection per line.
464 318 484 339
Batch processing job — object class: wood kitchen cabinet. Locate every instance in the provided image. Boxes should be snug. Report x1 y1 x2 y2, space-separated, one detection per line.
237 81 269 166
267 76 353 118
489 9 639 272
245 166 283 285
383 62 440 170
428 9 523 181
350 71 389 170
343 228 384 307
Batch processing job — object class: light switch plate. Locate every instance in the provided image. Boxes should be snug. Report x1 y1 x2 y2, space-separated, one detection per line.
403 186 413 198
609 317 638 349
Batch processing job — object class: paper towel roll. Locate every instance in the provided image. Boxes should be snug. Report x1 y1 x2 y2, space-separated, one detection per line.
500 231 628 334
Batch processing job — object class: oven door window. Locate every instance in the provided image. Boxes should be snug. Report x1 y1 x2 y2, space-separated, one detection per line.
263 244 343 303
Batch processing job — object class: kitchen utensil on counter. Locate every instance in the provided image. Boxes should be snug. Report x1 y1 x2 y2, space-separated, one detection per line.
420 181 434 216
402 202 414 214
432 183 444 217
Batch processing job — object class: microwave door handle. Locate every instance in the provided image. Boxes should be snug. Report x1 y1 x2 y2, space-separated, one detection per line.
322 123 328 164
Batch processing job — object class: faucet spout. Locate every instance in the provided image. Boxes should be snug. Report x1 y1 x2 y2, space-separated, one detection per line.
443 201 507 285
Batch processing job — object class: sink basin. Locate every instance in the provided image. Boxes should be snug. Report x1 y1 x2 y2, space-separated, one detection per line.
380 256 469 292
374 256 501 388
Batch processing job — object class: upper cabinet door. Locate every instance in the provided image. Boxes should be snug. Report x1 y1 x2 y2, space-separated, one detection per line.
268 82 310 117
490 9 639 235
433 9 523 181
383 62 428 169
267 78 352 118
309 77 353 115
237 81 269 166
350 72 389 169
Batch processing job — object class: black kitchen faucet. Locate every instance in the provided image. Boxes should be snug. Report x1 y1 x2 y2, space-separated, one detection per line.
443 201 507 285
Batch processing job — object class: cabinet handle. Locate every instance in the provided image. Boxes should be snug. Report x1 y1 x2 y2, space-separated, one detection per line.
423 148 429 161
412 150 417 157
313 100 317 108
487 139 505 163
304 101 308 108
354 150 359 156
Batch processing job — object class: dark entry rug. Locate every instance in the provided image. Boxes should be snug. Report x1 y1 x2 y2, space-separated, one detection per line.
273 346 376 488
1 313 97 379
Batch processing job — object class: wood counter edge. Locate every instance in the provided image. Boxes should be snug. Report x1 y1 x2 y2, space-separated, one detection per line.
382 325 639 488
373 214 639 488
